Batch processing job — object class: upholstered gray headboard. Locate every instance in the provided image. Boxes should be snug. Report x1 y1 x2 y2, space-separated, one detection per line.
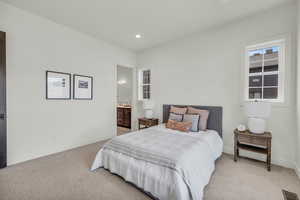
163 104 223 138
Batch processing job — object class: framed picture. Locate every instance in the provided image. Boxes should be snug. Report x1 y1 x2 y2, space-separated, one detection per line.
73 74 93 100
46 71 71 100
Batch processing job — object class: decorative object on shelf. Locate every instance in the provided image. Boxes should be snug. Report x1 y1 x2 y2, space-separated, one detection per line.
143 100 155 119
244 101 271 134
46 71 71 100
237 124 246 132
73 74 93 100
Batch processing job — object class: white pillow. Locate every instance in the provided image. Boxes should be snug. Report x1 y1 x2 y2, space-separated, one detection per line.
183 114 200 132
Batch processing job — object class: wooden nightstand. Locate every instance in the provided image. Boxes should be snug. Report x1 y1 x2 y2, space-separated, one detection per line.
138 118 159 130
234 129 272 171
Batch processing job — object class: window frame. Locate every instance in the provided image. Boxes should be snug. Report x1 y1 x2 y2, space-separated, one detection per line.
244 39 285 103
138 69 151 101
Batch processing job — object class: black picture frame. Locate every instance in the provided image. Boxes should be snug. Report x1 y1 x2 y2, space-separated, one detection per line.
0 31 7 169
73 74 93 100
46 71 71 100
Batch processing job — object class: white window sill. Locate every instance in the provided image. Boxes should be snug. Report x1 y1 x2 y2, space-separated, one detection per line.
242 100 289 108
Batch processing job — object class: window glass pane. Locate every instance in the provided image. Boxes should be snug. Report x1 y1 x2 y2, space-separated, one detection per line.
264 65 278 72
247 42 283 101
249 49 263 74
263 88 278 99
143 85 150 99
263 46 279 60
249 88 262 99
143 70 150 84
264 74 278 87
249 49 263 61
250 63 262 73
249 75 262 87
264 47 279 72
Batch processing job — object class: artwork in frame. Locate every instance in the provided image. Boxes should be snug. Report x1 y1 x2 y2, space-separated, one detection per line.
73 74 93 100
46 71 71 100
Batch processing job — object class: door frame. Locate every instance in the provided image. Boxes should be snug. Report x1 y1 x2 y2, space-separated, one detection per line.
0 31 6 168
116 65 137 131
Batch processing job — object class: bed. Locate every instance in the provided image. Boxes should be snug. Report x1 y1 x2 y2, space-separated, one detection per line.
91 104 223 200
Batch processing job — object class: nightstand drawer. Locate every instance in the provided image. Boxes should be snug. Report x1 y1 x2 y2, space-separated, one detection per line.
238 135 267 147
140 119 151 126
138 118 159 130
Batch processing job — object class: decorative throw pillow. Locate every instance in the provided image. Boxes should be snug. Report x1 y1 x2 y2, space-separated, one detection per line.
187 107 210 131
166 120 192 132
170 106 187 115
169 112 183 122
166 119 175 129
183 114 200 132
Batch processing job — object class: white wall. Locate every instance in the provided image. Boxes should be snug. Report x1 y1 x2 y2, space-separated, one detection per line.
137 3 297 168
296 0 300 177
117 66 133 105
0 2 136 165
0 0 298 171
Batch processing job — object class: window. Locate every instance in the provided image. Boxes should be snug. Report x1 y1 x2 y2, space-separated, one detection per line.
245 39 285 102
138 69 151 100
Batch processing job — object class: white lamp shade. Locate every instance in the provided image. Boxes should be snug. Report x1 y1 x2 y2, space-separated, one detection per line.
244 101 271 119
143 100 154 110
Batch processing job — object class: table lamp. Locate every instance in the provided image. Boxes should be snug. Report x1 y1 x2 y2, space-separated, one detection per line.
143 100 155 119
244 101 271 134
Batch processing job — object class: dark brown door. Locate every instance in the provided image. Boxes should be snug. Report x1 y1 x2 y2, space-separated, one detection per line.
117 108 124 126
0 31 6 168
123 108 131 129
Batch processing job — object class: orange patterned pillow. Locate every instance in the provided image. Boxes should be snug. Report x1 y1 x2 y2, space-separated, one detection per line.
166 120 192 132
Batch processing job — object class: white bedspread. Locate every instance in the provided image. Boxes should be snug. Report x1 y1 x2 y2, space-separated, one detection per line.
91 124 223 200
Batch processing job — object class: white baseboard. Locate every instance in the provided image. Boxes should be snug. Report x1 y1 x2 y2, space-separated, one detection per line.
296 165 300 179
223 145 233 155
223 146 295 169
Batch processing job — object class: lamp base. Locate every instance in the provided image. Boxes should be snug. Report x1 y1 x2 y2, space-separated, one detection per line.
248 117 266 134
145 110 153 119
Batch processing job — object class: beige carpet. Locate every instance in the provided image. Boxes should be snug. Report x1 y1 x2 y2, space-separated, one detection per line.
0 141 299 200
117 126 131 136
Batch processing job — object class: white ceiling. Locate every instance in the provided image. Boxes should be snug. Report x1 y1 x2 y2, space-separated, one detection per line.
0 0 293 51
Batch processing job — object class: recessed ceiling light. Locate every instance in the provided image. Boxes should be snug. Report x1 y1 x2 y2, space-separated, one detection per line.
118 80 127 85
135 34 142 39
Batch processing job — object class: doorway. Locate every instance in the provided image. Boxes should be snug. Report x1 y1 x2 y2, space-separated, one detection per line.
116 65 133 136
0 31 6 168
